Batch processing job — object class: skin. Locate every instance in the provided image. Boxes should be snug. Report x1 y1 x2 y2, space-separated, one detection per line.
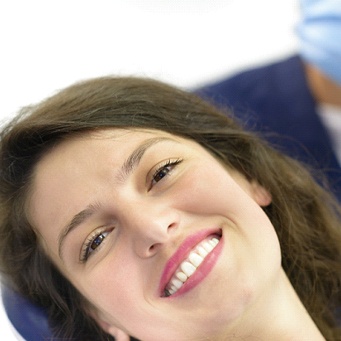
305 62 341 107
27 129 324 340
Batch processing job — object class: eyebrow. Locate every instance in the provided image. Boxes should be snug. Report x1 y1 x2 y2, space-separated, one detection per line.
57 136 176 261
58 204 99 260
119 137 173 180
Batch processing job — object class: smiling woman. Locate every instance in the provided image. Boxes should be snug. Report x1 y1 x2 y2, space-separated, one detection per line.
0 77 340 340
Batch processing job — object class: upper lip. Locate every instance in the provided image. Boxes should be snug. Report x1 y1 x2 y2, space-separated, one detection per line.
158 228 222 296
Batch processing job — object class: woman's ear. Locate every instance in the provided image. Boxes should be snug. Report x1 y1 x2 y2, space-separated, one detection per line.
229 170 272 207
250 181 272 207
89 309 130 341
105 325 131 341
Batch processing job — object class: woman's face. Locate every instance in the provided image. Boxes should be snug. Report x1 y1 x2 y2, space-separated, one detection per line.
29 129 280 340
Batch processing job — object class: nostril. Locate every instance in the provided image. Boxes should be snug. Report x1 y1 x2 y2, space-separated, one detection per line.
149 243 159 252
167 222 178 231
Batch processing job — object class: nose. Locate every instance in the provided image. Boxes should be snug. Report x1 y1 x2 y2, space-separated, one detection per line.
123 199 179 258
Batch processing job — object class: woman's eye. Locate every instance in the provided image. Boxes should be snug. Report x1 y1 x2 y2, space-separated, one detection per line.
151 158 182 187
81 230 111 263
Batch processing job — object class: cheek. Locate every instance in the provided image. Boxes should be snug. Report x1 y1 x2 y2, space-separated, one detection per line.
76 251 146 320
173 163 245 216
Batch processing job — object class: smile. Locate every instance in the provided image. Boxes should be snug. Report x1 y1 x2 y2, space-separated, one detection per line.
160 229 223 298
164 236 220 296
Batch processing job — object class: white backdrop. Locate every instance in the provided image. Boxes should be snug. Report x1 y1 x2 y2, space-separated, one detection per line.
0 0 299 339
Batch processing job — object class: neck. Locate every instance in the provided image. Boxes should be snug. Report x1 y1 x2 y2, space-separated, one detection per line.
220 270 325 341
305 62 341 108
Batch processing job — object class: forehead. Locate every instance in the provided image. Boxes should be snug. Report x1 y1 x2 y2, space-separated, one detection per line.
28 127 202 211
32 128 181 186
38 128 177 166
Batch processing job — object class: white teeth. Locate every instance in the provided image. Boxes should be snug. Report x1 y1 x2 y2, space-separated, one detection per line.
209 240 216 247
176 271 188 282
211 237 219 245
202 241 214 253
188 252 204 267
164 235 221 297
181 261 196 277
197 246 208 258
172 279 183 289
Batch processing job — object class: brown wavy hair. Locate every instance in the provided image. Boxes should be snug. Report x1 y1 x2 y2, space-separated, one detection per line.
0 77 340 340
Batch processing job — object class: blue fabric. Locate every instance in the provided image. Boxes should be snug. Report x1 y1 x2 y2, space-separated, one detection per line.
297 0 341 85
1 284 53 341
196 55 341 202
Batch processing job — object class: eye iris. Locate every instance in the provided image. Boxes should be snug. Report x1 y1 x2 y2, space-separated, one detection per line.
91 233 105 251
155 168 169 182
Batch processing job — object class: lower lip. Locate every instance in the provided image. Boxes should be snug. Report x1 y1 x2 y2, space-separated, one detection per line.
165 236 224 298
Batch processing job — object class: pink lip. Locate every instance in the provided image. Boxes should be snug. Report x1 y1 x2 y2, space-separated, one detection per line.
159 228 223 297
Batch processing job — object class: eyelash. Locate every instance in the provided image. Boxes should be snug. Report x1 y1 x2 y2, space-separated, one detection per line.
80 229 112 263
150 158 183 188
80 158 183 263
